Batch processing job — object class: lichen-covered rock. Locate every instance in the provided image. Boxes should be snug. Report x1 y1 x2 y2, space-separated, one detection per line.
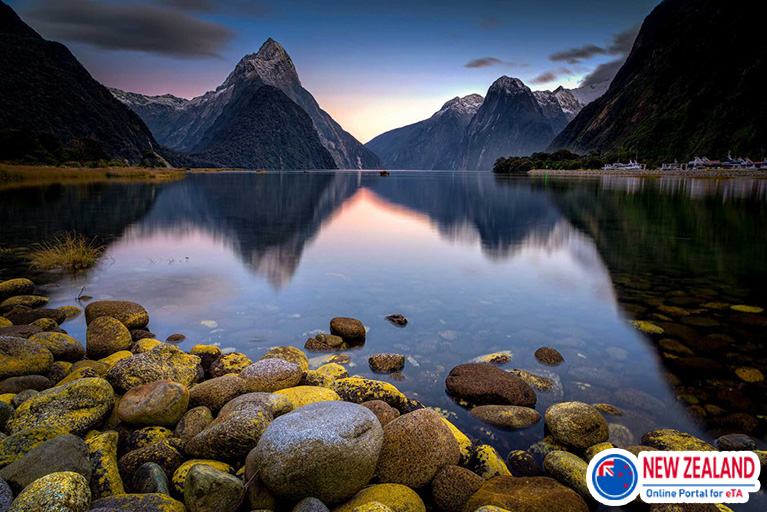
361 400 400 426
86 317 133 359
91 493 186 512
189 345 221 372
0 279 34 301
431 465 484 512
334 377 409 412
0 375 51 394
445 364 536 407
534 347 564 365
99 350 133 368
441 418 472 466
122 426 174 454
56 366 100 387
29 317 58 331
8 471 90 512
133 462 171 495
543 451 590 501
0 325 42 339
300 369 335 388
106 345 202 392
71 359 110 376
317 363 348 381
468 444 511 479
472 352 512 365
544 402 609 450
0 317 10 329
188 375 248 413
250 401 382 504
8 377 114 435
117 380 189 427
462 476 588 512
333 484 425 512
641 429 717 451
172 459 234 495
0 295 49 311
0 400 12 432
184 463 243 512
583 442 615 462
209 352 252 378
376 408 459 488
239 358 303 393
56 305 82 321
132 338 162 354
0 426 66 468
260 346 310 372
0 434 91 493
4 307 65 327
369 354 405 373
330 317 366 342
275 385 341 409
85 431 124 500
28 332 85 363
175 406 213 444
85 301 149 330
118 439 185 482
470 405 541 430
506 450 542 477
10 389 36 408
0 336 53 380
185 398 272 460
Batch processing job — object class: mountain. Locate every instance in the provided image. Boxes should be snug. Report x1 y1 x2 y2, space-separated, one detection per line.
549 0 767 161
0 1 161 163
113 39 381 170
533 87 581 134
567 79 612 106
365 94 483 170
460 77 559 170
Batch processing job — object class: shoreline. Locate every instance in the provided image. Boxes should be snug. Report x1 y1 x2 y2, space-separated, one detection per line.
528 168 767 178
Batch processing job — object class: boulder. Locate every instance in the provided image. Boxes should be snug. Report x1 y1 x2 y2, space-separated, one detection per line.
385 314 408 327
85 431 124 500
640 429 717 451
445 364 536 407
0 477 10 511
85 301 149 330
117 379 189 427
360 400 400 426
468 444 511 479
330 317 366 342
376 408 459 488
10 390 37 408
275 385 341 409
7 377 114 435
369 354 405 373
0 426 66 468
8 471 90 512
544 402 609 449
106 345 202 392
316 363 348 381
0 336 53 379
716 433 756 451
90 493 185 512
86 317 133 359
175 406 214 444
249 401 382 504
462 475 588 512
184 464 243 512
185 399 273 460
294 497 330 512
0 295 49 311
189 375 248 412
172 459 234 495
333 484 425 512
0 279 35 301
122 426 174 454
543 451 590 501
28 332 85 363
189 345 221 372
506 450 542 477
260 346 310 372
239 359 303 392
534 347 564 365
0 434 91 493
118 439 185 482
0 326 42 339
0 375 51 394
133 462 171 495
334 378 409 412
4 308 65 326
470 405 541 429
431 465 484 512
209 352 252 378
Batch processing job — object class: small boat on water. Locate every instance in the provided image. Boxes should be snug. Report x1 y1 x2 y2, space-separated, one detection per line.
379 170 390 176
602 160 646 171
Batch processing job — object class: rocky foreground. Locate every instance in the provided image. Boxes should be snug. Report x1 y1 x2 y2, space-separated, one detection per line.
0 277 764 512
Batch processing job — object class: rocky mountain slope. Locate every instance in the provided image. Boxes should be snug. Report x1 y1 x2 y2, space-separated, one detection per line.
113 39 381 170
549 0 767 160
0 1 161 164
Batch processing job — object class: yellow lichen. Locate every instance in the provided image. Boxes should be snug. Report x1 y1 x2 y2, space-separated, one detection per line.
133 338 163 353
730 305 764 314
0 393 15 404
316 362 349 381
86 431 124 500
172 459 234 494
734 367 764 383
260 346 309 372
441 418 472 465
631 320 664 334
275 385 341 409
471 444 511 479
333 484 426 512
333 377 408 411
99 350 133 367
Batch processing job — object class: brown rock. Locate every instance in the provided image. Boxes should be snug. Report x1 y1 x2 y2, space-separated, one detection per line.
462 475 588 512
175 406 214 444
330 317 366 341
117 379 190 427
209 352 253 378
86 316 132 359
385 314 408 327
239 359 303 392
85 300 149 330
431 465 483 512
470 405 541 429
545 402 609 450
445 363 536 407
189 374 249 412
369 353 405 373
534 347 564 365
360 400 400 426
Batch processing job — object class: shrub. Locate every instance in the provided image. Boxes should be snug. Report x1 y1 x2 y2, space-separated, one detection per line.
28 232 104 272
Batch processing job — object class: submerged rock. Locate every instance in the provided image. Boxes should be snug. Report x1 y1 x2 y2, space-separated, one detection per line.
462 475 588 512
544 402 608 450
470 405 541 429
445 363 536 407
85 300 149 330
369 353 406 373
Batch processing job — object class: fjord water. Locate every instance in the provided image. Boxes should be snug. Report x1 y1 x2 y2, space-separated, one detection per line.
1 173 766 484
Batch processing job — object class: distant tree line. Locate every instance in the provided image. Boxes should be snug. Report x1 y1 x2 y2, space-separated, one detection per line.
494 149 639 173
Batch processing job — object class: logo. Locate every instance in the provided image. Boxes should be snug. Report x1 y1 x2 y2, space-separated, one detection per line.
588 449 639 505
587 449 761 506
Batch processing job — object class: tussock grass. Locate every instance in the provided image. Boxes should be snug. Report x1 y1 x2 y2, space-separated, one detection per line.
29 232 104 271
0 164 186 190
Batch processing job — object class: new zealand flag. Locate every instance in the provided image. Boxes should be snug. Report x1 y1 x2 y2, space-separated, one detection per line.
593 455 637 500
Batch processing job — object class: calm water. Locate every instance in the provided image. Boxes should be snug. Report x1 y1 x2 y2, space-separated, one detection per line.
1 171 766 508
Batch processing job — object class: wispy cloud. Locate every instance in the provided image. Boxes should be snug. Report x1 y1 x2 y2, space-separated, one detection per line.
477 16 502 30
163 0 273 18
529 67 574 84
465 57 525 69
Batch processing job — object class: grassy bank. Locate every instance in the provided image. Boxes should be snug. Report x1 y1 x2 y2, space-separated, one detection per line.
0 164 188 190
528 168 767 178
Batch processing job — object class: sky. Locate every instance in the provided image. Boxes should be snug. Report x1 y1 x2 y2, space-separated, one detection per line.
9 0 661 142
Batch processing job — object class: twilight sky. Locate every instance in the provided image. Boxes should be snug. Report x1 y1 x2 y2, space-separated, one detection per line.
9 0 660 142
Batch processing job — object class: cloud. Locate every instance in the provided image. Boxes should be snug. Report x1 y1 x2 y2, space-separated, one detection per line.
579 59 625 87
163 0 273 17
529 67 574 84
549 25 640 65
477 16 502 30
464 57 525 69
25 0 234 58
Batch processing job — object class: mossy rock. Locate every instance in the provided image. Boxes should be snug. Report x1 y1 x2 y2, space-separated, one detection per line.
506 450 542 477
209 352 253 377
117 379 189 427
189 344 221 372
461 475 588 512
71 359 110 376
132 338 163 354
184 463 243 512
640 429 717 451
56 305 82 321
360 400 400 426
175 406 213 444
98 350 133 368
441 418 472 466
0 336 54 379
85 300 149 330
333 484 425 512
0 426 67 467
85 430 124 500
631 320 664 334
543 451 590 501
29 332 85 362
583 442 615 461
8 471 90 512
469 444 511 479
172 458 234 495
0 317 11 329
8 377 115 435
260 346 310 372
0 295 49 311
275 385 341 409
544 402 609 450
300 369 336 388
106 344 202 392
86 316 133 359
123 426 175 453
730 304 764 314
91 493 186 512
317 363 349 381
330 317 366 342
56 366 101 386
0 279 35 301
118 438 185 482
470 405 541 430
29 317 58 331
369 353 406 373
334 377 409 413
189 374 248 412
239 358 303 393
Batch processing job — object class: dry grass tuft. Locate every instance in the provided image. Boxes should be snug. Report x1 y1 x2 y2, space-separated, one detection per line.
29 232 104 271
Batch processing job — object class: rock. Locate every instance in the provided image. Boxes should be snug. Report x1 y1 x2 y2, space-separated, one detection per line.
305 334 346 351
333 484 425 512
377 408 459 488
8 471 90 512
0 477 10 511
56 305 82 321
0 434 91 493
583 442 615 462
294 497 330 512
184 463 243 512
385 314 408 327
239 359 303 393
445 364 536 407
29 317 58 331
47 361 71 384
462 475 588 512
185 398 273 460
189 345 221 372
209 352 252 377
468 445 511 479
534 347 564 365
249 401 382 504
189 375 248 412
716 433 756 451
28 332 85 362
0 318 10 329
274 386 341 409
0 427 66 468
90 493 185 512
0 375 51 394
0 401 11 432
0 295 49 311
10 390 36 408
300 370 335 388
245 472 277 511
166 334 185 343
0 279 34 301
85 431 124 500
106 345 202 392
5 308 66 327
85 301 149 330
608 423 635 447
0 336 53 380
369 354 405 373
330 317 366 342
641 429 717 451
543 451 589 501
431 465 484 512
8 377 114 435
734 367 765 383
506 450 542 477
122 426 174 454
132 338 162 354
219 392 292 418
360 400 400 426
334 377 409 413
172 459 234 495
86 317 133 359
472 352 512 365
118 439 185 482
117 379 189 427
133 462 171 495
316 363 348 381
593 403 623 416
175 406 213 444
130 329 156 342
260 346 310 372
470 405 540 430
544 402 609 450
0 326 42 339
440 419 472 466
